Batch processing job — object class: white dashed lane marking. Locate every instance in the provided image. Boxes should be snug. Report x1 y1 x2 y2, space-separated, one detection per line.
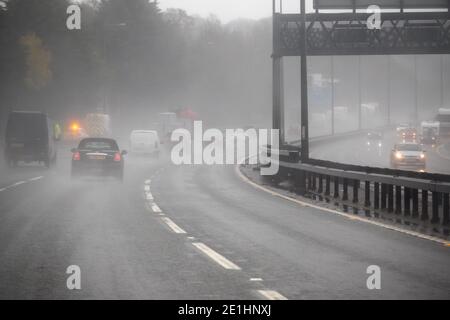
257 290 288 300
0 176 44 192
192 242 241 270
161 217 187 234
28 176 43 182
10 181 26 187
151 203 162 213
250 278 263 282
144 176 290 300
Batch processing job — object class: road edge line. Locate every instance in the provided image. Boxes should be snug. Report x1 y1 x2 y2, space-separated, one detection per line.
235 164 450 247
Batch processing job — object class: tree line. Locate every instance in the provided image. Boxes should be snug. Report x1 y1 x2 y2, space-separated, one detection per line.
0 0 272 129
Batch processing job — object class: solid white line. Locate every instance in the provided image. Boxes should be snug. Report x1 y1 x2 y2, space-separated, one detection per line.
146 193 154 201
11 181 26 187
28 176 43 182
192 242 241 270
236 164 450 247
144 185 151 192
257 290 288 300
151 203 162 213
161 217 187 234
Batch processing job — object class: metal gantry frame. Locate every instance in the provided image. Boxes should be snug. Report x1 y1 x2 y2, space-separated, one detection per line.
270 0 450 226
272 0 450 161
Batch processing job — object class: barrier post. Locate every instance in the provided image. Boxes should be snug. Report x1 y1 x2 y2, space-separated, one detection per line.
365 181 370 207
421 190 429 221
374 182 380 209
404 187 411 216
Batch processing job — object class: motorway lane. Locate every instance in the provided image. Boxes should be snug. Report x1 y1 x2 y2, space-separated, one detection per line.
311 132 450 174
0 149 262 299
0 142 449 299
151 164 450 299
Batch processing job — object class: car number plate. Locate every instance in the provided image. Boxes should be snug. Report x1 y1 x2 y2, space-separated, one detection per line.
89 155 106 160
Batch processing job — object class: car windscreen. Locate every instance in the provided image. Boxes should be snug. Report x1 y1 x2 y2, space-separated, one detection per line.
78 139 118 151
397 144 421 152
6 113 48 141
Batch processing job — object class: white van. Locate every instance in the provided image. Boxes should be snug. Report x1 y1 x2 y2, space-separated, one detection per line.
130 130 160 157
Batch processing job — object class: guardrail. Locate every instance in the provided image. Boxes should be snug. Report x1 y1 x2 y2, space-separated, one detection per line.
262 141 450 227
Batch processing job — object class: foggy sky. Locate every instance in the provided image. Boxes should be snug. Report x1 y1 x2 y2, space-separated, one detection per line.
158 0 314 22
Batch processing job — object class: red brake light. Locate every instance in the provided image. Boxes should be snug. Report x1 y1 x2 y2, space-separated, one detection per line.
73 151 80 161
114 152 121 162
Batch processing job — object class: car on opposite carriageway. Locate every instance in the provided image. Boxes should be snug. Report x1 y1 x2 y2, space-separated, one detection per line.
390 142 426 170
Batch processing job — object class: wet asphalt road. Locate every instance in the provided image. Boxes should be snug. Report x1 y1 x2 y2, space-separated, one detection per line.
0 140 449 299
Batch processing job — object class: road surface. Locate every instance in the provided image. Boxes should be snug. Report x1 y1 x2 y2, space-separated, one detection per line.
0 142 449 299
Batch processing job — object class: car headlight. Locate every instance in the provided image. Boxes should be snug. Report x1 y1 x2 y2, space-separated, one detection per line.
378 142 382 147
395 152 403 159
420 153 425 159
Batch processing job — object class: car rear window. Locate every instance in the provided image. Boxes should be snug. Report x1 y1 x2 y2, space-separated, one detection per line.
131 132 157 141
79 139 118 150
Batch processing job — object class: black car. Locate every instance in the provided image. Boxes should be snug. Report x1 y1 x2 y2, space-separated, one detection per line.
4 111 57 168
71 138 127 181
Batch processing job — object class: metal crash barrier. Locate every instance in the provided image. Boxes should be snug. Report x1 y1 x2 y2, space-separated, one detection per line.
262 144 450 227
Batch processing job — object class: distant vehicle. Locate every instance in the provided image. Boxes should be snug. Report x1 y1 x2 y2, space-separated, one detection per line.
396 123 410 135
63 121 88 142
435 108 450 136
397 126 417 142
158 112 178 144
84 113 112 138
130 130 160 157
157 109 197 144
390 143 426 169
71 138 126 181
420 121 439 145
367 131 383 140
366 131 383 150
4 111 57 168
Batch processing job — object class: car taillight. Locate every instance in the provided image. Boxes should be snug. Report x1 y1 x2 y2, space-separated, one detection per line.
114 152 121 162
73 152 81 161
